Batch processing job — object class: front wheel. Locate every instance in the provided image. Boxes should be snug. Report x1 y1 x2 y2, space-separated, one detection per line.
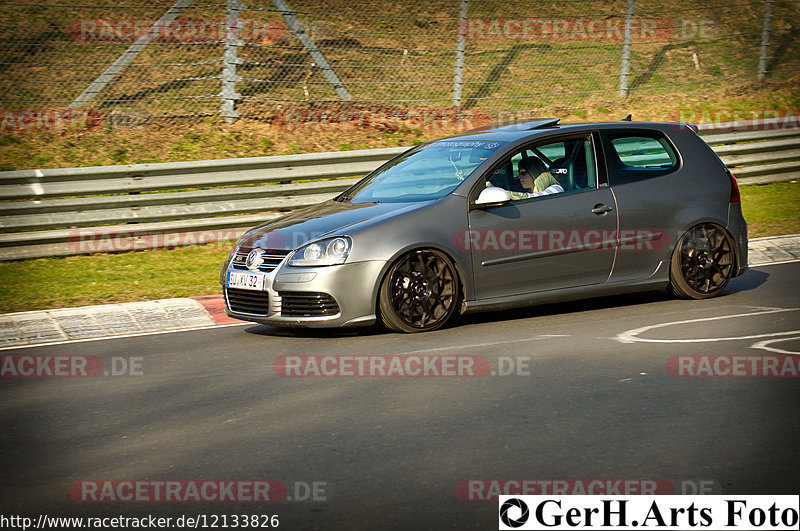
379 249 460 333
669 223 735 299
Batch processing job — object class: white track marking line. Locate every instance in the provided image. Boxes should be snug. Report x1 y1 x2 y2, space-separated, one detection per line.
615 307 800 344
750 336 800 355
396 334 570 356
749 258 800 267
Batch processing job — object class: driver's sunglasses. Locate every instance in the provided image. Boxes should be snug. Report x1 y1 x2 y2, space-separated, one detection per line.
518 168 528 174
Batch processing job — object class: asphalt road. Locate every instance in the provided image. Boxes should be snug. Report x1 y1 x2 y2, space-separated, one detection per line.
1 262 799 530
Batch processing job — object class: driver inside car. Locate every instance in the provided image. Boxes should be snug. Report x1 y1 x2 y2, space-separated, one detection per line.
509 157 564 199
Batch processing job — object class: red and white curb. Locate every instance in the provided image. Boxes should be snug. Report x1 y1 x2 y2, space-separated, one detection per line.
748 233 800 265
0 296 240 349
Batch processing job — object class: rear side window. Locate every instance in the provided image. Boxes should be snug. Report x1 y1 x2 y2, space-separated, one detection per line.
603 131 679 184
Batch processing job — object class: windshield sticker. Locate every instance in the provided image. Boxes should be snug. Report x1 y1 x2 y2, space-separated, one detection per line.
434 140 506 150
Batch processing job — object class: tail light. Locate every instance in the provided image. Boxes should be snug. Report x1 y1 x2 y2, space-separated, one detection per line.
727 169 740 203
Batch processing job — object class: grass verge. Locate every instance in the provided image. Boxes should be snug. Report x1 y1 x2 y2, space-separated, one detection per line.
739 180 800 238
0 180 797 313
0 243 233 313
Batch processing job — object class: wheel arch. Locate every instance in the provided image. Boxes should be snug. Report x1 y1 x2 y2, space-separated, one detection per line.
669 218 740 273
669 220 738 299
372 243 468 322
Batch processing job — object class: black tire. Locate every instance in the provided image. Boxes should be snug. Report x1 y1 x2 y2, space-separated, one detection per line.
669 223 735 300
379 249 460 333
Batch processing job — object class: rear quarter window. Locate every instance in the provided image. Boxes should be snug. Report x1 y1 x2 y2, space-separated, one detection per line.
602 131 679 184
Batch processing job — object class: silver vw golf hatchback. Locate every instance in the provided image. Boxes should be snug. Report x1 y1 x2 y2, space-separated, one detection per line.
221 119 748 332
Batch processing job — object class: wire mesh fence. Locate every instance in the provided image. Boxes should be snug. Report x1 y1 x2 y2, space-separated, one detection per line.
0 0 797 133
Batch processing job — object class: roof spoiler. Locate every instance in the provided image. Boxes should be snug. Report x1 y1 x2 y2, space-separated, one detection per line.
479 118 561 133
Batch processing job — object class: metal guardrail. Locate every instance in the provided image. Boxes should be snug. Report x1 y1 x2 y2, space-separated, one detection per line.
700 124 800 183
0 147 407 260
1 120 798 260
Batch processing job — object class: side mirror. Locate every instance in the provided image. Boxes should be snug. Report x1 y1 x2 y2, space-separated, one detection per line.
475 186 512 208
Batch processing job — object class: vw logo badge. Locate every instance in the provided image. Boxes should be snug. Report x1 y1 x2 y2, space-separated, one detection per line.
246 248 265 272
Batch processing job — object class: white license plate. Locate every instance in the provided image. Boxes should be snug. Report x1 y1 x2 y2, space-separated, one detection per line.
227 271 266 291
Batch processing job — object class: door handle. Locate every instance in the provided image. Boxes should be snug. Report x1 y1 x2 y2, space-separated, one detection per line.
592 203 614 215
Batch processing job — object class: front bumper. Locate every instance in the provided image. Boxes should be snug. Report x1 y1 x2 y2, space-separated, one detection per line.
223 260 387 327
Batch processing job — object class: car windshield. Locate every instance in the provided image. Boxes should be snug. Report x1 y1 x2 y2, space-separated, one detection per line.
340 140 507 203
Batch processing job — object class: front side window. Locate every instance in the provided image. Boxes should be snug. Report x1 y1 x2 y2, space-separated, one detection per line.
486 136 597 201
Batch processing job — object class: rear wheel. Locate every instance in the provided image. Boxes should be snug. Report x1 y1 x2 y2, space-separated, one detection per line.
379 249 460 333
669 223 734 299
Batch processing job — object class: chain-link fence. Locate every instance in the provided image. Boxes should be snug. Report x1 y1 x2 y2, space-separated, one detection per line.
1 0 798 131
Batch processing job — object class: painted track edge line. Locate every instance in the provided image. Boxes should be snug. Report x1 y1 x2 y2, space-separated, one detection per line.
750 258 800 267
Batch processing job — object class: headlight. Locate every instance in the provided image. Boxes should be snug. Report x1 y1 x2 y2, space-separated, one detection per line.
288 237 351 267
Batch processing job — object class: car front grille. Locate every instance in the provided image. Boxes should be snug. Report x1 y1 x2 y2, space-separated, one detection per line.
280 292 340 317
225 287 269 316
231 247 292 273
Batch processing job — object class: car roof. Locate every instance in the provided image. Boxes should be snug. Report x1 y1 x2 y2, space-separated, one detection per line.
430 118 695 144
